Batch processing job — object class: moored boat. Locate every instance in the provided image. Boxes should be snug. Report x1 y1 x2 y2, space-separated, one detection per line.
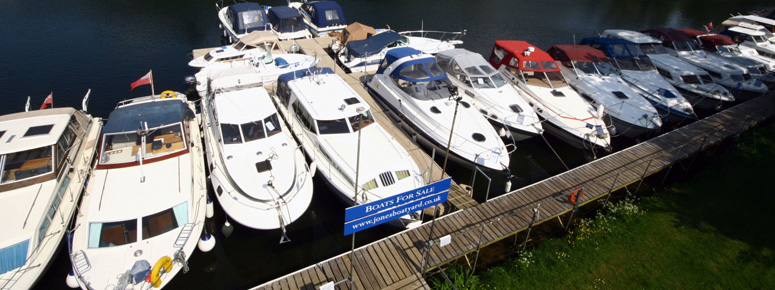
288 0 347 37
216 1 271 44
267 6 313 40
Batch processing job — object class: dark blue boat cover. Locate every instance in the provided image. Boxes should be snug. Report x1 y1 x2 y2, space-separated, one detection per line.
268 6 306 33
378 47 447 82
346 31 402 58
580 37 644 58
228 3 270 33
278 67 335 85
104 100 193 133
304 1 346 29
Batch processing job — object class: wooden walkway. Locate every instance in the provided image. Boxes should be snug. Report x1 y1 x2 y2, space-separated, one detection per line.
252 92 774 289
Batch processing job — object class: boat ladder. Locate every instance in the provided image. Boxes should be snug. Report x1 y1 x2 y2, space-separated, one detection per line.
72 250 92 275
174 223 196 249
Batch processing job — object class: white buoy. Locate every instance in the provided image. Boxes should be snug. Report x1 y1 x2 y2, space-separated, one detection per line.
198 233 216 252
205 198 214 219
66 272 79 288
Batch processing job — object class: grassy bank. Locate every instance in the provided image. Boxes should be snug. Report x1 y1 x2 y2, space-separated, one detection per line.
431 120 775 289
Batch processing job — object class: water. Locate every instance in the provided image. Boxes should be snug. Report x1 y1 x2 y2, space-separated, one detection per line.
1 0 769 289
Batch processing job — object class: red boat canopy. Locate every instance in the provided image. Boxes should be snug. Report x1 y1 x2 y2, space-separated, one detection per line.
489 40 561 72
547 45 610 62
677 28 708 38
698 34 736 48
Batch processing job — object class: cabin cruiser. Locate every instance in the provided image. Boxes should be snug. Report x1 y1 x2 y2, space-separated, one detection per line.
367 47 512 170
720 15 775 45
191 31 318 97
288 1 347 37
680 29 775 85
267 6 312 40
642 28 768 99
579 37 696 122
274 67 424 228
69 93 207 289
602 29 734 110
330 22 380 53
337 30 462 73
0 108 101 290
435 49 543 141
720 23 775 60
549 44 662 138
200 67 313 234
217 1 270 44
488 41 611 151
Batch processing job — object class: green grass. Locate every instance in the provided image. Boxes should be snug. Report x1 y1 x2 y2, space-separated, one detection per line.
431 121 775 289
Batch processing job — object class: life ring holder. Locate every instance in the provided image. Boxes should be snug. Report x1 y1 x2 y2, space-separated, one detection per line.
160 90 177 99
147 256 173 288
569 187 585 204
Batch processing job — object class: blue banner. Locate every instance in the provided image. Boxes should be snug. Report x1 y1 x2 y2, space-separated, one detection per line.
345 178 451 222
344 190 448 236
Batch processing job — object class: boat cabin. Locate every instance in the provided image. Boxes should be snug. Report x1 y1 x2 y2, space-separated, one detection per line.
299 1 346 31
435 49 510 90
377 47 455 100
337 22 377 45
268 6 307 34
721 25 775 58
226 3 270 34
548 44 618 77
579 37 657 72
488 40 566 90
343 31 405 61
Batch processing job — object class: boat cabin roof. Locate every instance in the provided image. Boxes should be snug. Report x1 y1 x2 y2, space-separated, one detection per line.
0 108 74 154
678 28 709 38
346 31 402 58
302 1 346 28
239 30 280 46
436 49 497 76
696 34 737 48
548 45 610 62
103 100 193 134
380 47 447 82
491 40 561 72
268 6 306 33
726 25 766 36
731 15 775 27
214 88 274 124
579 37 645 58
338 22 377 44
227 3 270 33
279 67 370 120
603 29 662 44
642 28 694 44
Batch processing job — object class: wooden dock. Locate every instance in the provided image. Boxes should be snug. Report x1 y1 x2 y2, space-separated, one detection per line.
252 91 774 289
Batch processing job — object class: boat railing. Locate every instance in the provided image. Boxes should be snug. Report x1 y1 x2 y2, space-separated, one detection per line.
398 29 466 44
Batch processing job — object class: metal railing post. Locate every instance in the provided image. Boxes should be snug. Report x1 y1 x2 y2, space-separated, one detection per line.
519 204 541 251
634 158 654 194
471 222 488 275
564 188 583 232
603 172 620 205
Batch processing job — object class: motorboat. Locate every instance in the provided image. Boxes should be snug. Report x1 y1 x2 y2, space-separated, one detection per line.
602 29 735 110
720 23 775 60
288 1 347 37
191 31 318 97
337 30 463 73
200 67 314 235
273 67 424 229
548 44 662 138
435 48 543 141
69 93 207 289
267 6 312 40
642 28 768 99
366 47 513 171
330 22 379 53
216 1 270 44
680 29 775 85
720 15 775 45
0 108 101 290
579 37 696 122
488 41 612 151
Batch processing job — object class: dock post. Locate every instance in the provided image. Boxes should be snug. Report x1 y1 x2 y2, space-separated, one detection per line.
564 188 583 232
634 158 654 194
603 172 620 205
519 204 541 251
471 222 488 275
685 135 708 172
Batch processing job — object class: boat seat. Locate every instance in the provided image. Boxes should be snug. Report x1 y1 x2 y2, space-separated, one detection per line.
407 84 427 100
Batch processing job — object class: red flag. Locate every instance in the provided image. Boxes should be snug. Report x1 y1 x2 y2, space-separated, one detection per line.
40 92 53 110
704 21 713 31
131 71 153 91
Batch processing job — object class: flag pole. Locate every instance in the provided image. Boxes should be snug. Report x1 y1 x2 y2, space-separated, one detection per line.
150 70 156 97
50 91 54 108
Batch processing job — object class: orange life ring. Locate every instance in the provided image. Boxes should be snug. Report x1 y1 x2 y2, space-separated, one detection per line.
569 187 585 203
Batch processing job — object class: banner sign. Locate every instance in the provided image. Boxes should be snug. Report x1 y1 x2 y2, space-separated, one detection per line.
344 190 448 236
345 178 451 221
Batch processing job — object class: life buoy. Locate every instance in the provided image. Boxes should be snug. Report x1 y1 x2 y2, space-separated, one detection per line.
147 256 173 288
569 187 585 203
160 90 177 99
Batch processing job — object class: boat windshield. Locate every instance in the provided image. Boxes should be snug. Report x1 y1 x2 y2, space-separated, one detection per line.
317 118 350 134
87 202 187 248
614 57 656 71
463 65 508 89
730 74 745 82
99 123 187 165
573 61 618 76
221 113 283 144
699 74 713 83
681 74 702 84
0 146 53 184
241 11 269 30
640 43 669 54
348 110 375 132
520 70 566 89
750 35 769 44
673 41 701 52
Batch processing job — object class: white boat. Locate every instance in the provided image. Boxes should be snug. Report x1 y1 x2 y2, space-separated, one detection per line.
367 47 513 171
549 44 662 138
69 93 208 290
216 1 271 44
274 67 424 229
191 31 318 97
288 1 347 37
682 29 775 85
200 67 314 235
602 29 735 110
0 108 101 290
435 49 543 141
642 28 768 99
720 15 775 45
337 30 463 73
488 41 612 151
579 37 696 122
266 6 313 40
721 23 775 60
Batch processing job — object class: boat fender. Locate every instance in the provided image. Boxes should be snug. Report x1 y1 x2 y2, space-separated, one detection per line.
160 90 177 99
148 256 173 288
198 233 216 252
309 161 317 178
569 187 585 204
66 271 79 288
206 198 214 219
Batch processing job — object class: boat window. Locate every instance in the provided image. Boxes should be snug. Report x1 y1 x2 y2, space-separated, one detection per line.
615 58 640 71
699 74 713 83
541 61 558 71
399 63 430 80
595 61 618 75
361 179 378 191
491 47 506 65
325 10 340 21
317 118 350 134
348 110 375 132
656 67 672 78
479 65 495 74
730 74 745 82
0 131 5 139
99 123 186 165
672 41 694 52
142 203 187 240
56 128 76 168
640 43 668 54
627 44 644 56
611 44 629 57
681 75 701 84
24 125 54 137
707 70 722 79
204 53 214 62
88 219 138 248
292 101 316 132
0 240 29 275
277 81 292 106
1 146 53 184
427 61 445 77
490 72 508 88
241 120 265 142
523 61 541 71
221 123 243 144
234 41 247 50
241 11 268 30
636 57 656 71
264 113 283 138
574 61 598 75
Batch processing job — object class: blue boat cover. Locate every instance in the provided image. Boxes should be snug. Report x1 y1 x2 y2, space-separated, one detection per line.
268 6 306 33
378 47 447 82
228 3 270 33
104 100 194 133
304 1 346 29
346 31 403 58
278 67 335 85
580 37 645 58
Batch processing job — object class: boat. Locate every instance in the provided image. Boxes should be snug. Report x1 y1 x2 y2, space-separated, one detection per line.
273 67 424 229
330 22 380 53
191 30 319 97
642 28 768 100
578 37 696 122
69 93 207 289
0 107 101 290
720 23 775 60
680 29 775 85
435 48 543 141
288 1 347 37
548 44 662 138
200 66 314 235
487 41 612 151
267 6 312 40
216 1 271 44
366 47 513 171
602 29 735 110
720 15 775 45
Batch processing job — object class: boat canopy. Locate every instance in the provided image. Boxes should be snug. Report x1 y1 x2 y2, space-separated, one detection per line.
436 49 490 72
302 1 346 29
491 40 560 72
379 47 447 82
697 34 737 48
641 28 694 44
346 31 402 58
725 25 767 36
268 6 306 33
338 22 377 44
228 3 270 33
239 30 279 45
678 28 709 38
548 45 610 62
278 67 335 86
103 101 194 134
579 37 646 58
